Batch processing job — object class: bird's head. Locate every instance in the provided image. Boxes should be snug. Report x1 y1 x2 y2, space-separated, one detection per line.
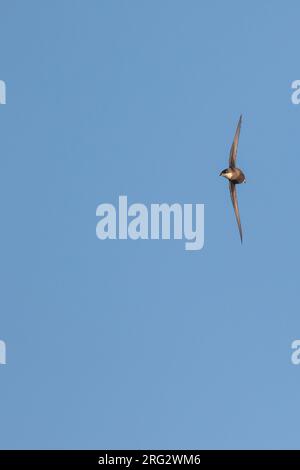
219 169 232 180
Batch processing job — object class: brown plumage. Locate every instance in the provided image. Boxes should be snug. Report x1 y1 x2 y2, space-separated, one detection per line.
220 115 246 243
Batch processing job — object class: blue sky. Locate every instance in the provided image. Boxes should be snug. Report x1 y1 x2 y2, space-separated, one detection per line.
0 0 300 449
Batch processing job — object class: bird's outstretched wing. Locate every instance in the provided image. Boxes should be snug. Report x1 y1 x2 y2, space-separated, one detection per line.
229 115 242 168
229 181 243 243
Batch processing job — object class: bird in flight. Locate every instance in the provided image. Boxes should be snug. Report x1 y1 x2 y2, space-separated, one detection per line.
219 115 246 243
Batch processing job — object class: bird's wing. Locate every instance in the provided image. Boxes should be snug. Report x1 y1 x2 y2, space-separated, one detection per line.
229 115 242 168
229 181 243 243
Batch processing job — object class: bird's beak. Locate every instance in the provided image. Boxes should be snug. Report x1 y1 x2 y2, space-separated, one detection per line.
219 172 224 177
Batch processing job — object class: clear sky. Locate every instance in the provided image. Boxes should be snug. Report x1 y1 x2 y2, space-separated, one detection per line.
0 0 300 450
